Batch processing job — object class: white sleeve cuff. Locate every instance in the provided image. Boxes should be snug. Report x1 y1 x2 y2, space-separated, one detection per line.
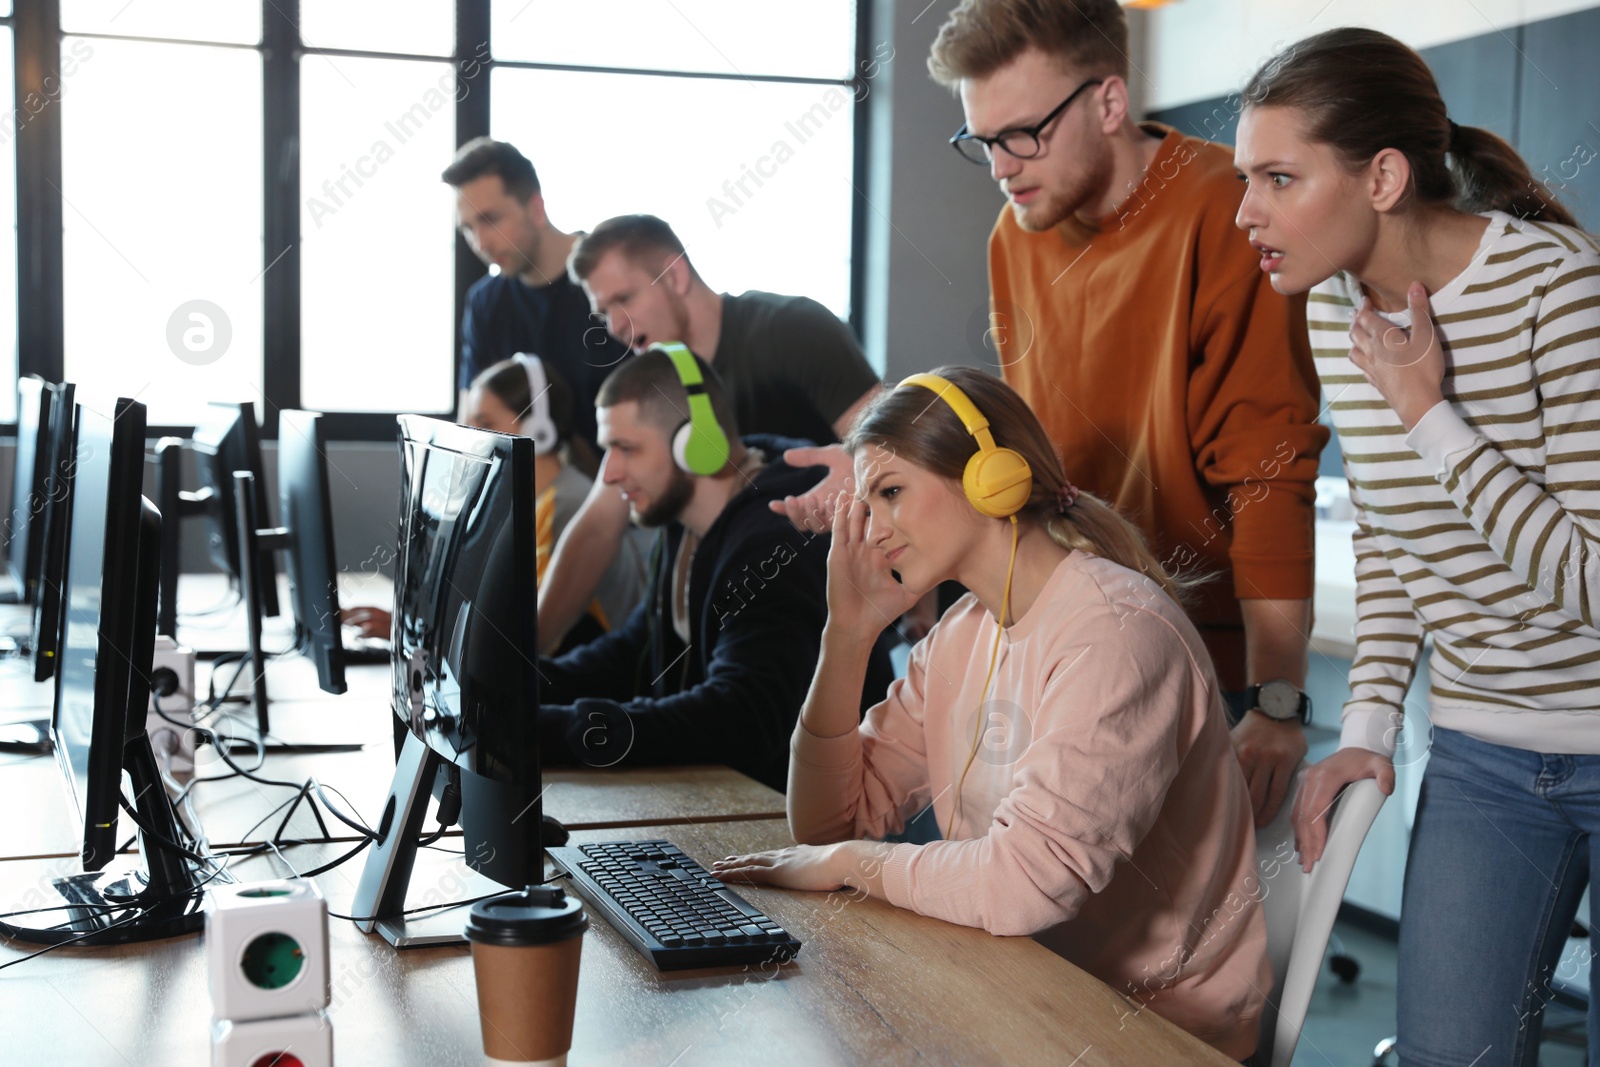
1405 402 1479 476
1340 702 1403 758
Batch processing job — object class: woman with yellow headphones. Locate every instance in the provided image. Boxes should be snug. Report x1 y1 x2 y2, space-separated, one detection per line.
713 367 1269 1060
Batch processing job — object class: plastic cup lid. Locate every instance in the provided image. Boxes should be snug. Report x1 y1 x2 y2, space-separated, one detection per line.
464 885 589 947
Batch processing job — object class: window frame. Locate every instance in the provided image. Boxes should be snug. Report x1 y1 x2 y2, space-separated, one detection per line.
7 0 871 441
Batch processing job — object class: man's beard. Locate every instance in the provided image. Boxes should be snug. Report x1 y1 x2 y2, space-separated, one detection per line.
634 466 696 528
1011 149 1113 233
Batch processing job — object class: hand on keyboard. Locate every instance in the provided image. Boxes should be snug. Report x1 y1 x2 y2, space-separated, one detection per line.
342 606 391 639
711 844 851 892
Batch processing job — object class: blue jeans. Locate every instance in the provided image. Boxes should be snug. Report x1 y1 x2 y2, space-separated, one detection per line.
1398 726 1599 1066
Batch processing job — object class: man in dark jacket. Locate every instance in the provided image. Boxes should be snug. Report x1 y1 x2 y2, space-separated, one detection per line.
537 346 895 792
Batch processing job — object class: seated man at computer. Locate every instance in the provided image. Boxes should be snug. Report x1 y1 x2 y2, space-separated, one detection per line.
537 345 894 793
536 213 882 651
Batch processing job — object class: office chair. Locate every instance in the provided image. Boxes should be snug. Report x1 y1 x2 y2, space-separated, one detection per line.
1254 767 1387 1067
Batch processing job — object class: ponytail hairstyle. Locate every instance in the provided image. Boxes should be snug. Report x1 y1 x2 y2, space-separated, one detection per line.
846 366 1202 608
1242 28 1578 227
473 358 599 478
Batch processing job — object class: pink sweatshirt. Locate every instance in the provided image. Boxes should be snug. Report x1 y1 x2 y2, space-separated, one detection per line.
791 552 1269 1059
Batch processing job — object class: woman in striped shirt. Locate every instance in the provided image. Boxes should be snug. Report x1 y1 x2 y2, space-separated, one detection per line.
1233 27 1600 1064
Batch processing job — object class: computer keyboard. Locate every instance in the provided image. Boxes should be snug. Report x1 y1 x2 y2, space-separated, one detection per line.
340 627 392 664
548 840 802 971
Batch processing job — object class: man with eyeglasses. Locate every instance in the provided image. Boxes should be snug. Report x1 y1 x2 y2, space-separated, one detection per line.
443 137 628 453
928 0 1328 830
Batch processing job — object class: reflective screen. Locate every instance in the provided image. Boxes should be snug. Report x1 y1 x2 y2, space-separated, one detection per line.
8 378 48 594
51 400 133 870
393 419 535 785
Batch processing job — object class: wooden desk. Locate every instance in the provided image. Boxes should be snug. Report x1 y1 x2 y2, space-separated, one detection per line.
3 651 784 859
1 751 785 861
0 820 1235 1066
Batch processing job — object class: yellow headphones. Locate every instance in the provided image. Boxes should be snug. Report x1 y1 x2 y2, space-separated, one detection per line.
899 373 1033 518
898 372 1031 839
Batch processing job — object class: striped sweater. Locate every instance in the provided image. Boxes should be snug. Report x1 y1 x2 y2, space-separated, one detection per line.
1309 211 1600 757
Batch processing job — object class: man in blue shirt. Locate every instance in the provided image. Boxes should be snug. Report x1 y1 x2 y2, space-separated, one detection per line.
443 138 628 452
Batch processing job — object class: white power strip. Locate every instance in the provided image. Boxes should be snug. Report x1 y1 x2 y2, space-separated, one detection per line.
146 636 199 775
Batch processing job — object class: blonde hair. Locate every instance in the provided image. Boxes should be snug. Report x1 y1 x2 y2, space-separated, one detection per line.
846 366 1201 608
927 0 1129 88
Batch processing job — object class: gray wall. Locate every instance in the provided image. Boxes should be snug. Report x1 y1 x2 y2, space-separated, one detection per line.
1146 6 1600 231
862 0 1004 381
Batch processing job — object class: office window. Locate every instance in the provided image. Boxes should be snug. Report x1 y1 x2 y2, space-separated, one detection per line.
60 0 259 45
10 2 864 436
61 38 263 424
491 2 858 321
299 1 451 58
300 56 457 414
492 68 855 322
493 0 856 80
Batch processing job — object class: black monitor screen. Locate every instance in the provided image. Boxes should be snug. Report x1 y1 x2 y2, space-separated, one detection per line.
278 409 346 695
191 401 279 617
52 398 148 871
8 376 54 601
393 416 537 786
32 382 77 682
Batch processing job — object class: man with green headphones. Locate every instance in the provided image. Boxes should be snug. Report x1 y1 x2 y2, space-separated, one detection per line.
538 213 882 653
535 343 896 792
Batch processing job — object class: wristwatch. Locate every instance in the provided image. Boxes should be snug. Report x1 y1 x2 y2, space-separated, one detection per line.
1247 679 1312 725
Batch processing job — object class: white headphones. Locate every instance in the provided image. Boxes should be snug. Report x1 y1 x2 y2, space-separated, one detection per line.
513 353 558 455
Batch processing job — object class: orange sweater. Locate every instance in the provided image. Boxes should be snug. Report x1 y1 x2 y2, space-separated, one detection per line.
988 125 1326 687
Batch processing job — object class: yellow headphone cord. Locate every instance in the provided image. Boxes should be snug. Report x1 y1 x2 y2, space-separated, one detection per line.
948 514 1019 841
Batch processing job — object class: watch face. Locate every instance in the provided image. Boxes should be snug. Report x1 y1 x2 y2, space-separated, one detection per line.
1258 680 1300 719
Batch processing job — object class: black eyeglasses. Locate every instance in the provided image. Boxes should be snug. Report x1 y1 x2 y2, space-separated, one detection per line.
949 79 1105 165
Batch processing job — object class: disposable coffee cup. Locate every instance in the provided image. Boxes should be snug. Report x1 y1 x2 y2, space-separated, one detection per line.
465 885 589 1067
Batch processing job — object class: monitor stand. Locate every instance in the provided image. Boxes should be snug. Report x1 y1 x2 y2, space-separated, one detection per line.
0 718 51 754
0 731 221 944
350 730 472 947
232 470 290 738
351 731 563 948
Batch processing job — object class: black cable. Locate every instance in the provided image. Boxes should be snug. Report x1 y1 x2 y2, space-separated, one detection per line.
291 837 373 879
303 779 377 839
0 902 122 920
116 794 208 864
0 856 237 969
0 907 149 969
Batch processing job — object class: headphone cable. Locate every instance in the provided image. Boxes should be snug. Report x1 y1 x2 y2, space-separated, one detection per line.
949 515 1019 840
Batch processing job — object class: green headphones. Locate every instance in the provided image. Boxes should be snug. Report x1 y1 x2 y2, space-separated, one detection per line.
652 342 731 476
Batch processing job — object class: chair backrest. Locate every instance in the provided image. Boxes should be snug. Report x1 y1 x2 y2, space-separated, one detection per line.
1253 769 1386 1067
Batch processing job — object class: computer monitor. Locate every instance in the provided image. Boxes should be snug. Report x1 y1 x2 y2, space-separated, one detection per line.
5 375 55 604
277 410 348 696
0 381 73 753
228 409 350 732
0 397 212 945
32 381 77 683
190 400 281 618
350 415 541 947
